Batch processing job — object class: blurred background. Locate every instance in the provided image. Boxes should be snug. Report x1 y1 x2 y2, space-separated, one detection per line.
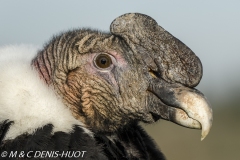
0 1 239 159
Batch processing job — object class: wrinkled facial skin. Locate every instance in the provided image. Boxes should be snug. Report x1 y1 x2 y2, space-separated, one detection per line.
33 13 212 139
63 35 155 133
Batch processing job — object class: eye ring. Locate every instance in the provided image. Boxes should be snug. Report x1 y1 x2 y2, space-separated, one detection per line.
94 53 113 69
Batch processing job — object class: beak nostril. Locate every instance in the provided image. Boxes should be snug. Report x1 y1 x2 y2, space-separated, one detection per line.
149 68 161 79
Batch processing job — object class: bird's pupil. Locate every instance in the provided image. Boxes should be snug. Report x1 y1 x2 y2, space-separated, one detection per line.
101 58 107 65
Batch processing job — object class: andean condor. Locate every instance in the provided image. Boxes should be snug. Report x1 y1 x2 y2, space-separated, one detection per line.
0 13 213 160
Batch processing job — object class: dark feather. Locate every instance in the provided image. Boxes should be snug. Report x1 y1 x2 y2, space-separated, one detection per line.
0 120 13 145
95 123 165 160
0 124 107 160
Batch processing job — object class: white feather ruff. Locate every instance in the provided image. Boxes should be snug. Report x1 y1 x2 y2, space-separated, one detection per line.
0 45 91 140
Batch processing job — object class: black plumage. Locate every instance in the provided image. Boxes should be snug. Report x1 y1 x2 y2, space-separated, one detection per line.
1 124 107 160
0 120 13 144
95 123 165 159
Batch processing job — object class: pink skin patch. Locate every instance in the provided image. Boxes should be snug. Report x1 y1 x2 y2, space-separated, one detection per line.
81 51 128 92
107 50 128 68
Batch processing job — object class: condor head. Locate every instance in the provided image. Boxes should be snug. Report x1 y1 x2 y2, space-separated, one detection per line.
33 13 212 140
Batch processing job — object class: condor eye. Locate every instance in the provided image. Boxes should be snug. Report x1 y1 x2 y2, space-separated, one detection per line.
94 54 112 69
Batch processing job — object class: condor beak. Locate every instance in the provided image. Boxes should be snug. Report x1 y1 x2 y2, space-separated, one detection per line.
148 78 213 140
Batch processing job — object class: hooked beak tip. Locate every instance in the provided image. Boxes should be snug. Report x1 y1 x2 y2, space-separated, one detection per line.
179 91 213 141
